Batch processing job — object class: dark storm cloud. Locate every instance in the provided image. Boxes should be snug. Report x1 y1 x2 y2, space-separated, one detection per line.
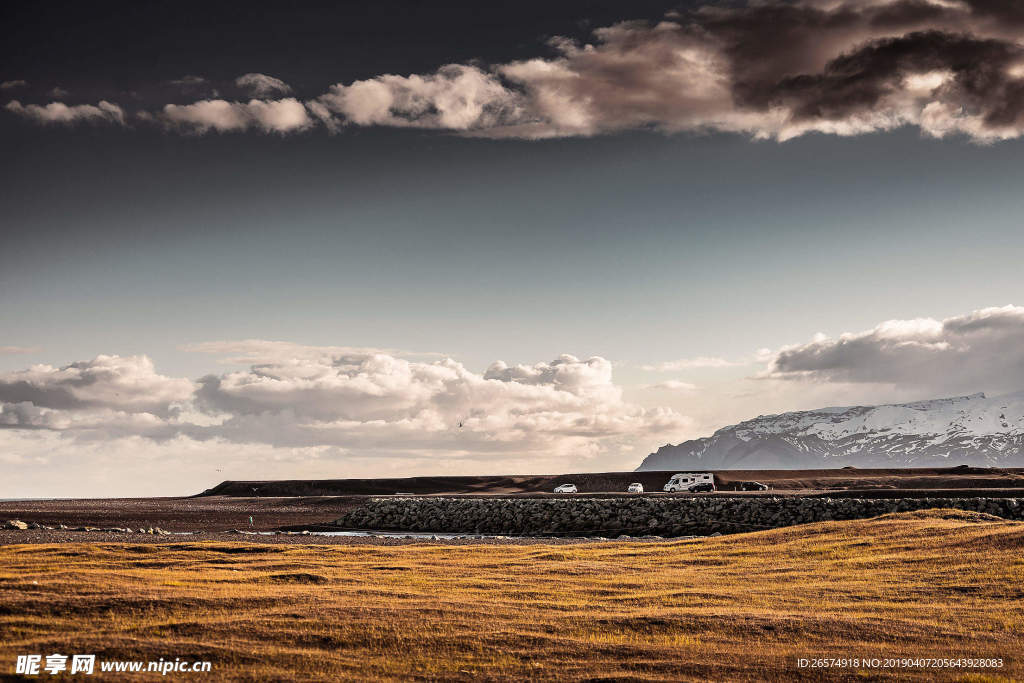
307 0 1024 140
755 31 1024 128
766 305 1024 395
5 0 1024 140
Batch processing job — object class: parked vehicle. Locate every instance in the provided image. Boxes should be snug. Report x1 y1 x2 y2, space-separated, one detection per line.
739 481 769 491
553 483 578 493
663 472 715 493
627 482 644 493
690 482 715 493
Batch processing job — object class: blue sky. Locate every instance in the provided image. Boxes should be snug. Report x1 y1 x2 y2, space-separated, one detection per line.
4 126 1022 380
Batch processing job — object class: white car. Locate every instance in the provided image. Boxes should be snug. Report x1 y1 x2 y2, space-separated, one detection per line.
627 482 644 493
553 483 578 493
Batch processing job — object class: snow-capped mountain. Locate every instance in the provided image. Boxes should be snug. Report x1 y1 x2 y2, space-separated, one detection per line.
637 392 1024 470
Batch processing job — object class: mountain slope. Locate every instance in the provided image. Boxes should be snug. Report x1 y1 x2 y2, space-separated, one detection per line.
637 392 1024 470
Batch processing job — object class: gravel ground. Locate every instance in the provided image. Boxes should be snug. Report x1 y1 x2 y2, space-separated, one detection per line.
0 529 688 546
0 495 361 533
0 496 698 545
6 487 1020 546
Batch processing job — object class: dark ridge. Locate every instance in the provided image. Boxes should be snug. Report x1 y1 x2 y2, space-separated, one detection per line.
194 467 1024 498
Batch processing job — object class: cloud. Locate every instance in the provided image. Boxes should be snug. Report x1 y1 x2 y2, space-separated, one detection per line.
645 380 698 391
169 75 207 88
10 303 1024 495
194 353 685 452
161 98 312 133
0 349 690 484
235 72 293 97
1 80 27 89
310 64 523 133
642 356 740 371
4 100 125 125
0 346 40 355
8 0 1024 142
764 304 1024 395
0 355 194 418
308 0 1024 141
180 339 443 365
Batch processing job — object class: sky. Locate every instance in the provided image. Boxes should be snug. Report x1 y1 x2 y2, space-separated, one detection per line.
2 0 1024 497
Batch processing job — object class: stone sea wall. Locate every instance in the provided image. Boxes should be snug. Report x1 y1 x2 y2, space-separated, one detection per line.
333 496 1024 536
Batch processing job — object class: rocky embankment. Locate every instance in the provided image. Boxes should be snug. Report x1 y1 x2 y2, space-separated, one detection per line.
3 520 172 534
334 496 1024 536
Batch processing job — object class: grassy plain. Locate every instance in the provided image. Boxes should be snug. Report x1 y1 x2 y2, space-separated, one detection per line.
2 510 1022 681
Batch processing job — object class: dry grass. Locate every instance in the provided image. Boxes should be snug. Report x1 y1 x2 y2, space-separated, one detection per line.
2 510 1023 681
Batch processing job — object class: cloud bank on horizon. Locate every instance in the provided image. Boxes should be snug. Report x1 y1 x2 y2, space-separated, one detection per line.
6 0 1024 141
0 349 689 487
3 304 1024 495
765 304 1024 396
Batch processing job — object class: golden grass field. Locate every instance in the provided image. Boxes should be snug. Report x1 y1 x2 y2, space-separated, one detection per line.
2 510 1023 681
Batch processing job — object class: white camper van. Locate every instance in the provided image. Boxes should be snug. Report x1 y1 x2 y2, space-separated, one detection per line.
663 472 715 493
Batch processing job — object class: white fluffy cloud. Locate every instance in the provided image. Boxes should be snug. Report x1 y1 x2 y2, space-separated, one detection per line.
235 72 293 97
161 98 312 133
0 355 194 416
0 349 690 494
5 99 125 125
194 352 685 453
489 23 742 139
310 64 522 133
765 305 1024 395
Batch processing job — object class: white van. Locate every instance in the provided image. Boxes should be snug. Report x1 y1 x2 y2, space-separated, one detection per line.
663 472 715 492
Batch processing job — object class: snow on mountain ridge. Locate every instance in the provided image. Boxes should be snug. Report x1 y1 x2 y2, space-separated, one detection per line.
637 392 1024 471
728 393 1024 440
